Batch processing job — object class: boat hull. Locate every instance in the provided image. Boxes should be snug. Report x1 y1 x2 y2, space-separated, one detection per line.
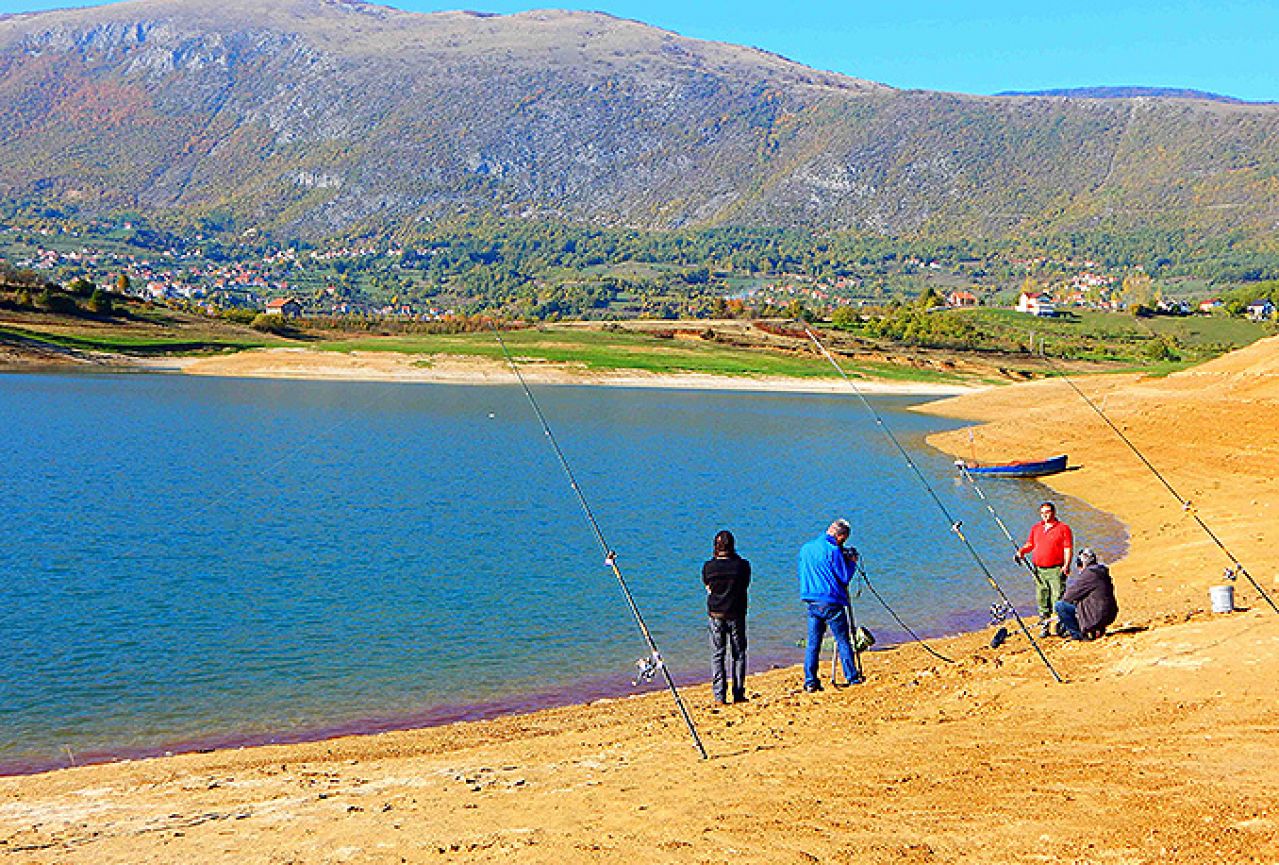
960 454 1068 478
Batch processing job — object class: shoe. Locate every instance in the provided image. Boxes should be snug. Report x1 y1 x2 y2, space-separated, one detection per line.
732 692 748 704
803 682 823 693
1038 620 1052 639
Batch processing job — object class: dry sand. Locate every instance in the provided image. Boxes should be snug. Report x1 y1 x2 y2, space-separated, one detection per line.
4 338 1279 864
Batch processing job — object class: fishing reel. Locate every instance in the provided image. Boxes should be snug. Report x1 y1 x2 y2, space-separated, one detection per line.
632 653 661 685
988 601 1016 626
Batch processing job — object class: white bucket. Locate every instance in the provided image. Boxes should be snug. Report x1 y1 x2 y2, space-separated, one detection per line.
1210 584 1235 614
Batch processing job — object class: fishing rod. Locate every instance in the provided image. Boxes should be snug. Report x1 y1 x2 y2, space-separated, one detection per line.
954 461 1044 586
801 323 1064 682
856 560 955 664
1036 342 1279 615
490 323 709 759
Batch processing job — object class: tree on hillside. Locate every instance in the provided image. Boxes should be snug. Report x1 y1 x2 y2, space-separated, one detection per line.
830 305 861 329
1121 272 1154 312
67 277 96 298
917 287 945 309
116 273 131 294
783 299 813 322
89 288 114 315
38 287 79 314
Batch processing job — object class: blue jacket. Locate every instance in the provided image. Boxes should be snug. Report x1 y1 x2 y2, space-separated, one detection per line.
798 534 855 606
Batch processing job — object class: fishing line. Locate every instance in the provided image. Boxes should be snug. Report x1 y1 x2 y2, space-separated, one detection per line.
801 323 1064 682
490 323 709 759
856 561 956 664
955 461 1045 587
1037 343 1278 615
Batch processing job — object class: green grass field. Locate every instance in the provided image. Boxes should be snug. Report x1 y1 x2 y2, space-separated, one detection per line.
314 328 970 383
954 307 1271 363
0 324 275 355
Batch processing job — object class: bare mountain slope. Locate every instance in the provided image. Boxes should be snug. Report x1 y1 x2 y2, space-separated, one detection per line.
1 0 1277 241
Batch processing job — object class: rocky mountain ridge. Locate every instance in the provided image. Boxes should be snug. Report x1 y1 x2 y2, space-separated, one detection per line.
1 0 1277 243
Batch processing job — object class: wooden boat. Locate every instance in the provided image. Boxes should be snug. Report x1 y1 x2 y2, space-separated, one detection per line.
957 454 1068 479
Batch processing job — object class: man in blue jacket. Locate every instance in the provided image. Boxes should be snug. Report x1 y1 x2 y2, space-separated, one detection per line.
798 518 861 692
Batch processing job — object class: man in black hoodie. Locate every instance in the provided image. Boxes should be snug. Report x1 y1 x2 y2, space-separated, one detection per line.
1055 548 1119 640
703 529 751 705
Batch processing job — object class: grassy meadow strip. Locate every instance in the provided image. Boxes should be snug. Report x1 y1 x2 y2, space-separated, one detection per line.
313 328 969 383
0 325 276 355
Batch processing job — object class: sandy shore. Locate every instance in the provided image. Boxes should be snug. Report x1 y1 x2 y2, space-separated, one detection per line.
4 339 1279 863
156 347 981 395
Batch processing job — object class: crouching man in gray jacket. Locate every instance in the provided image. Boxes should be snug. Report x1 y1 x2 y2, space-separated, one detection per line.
1055 548 1119 640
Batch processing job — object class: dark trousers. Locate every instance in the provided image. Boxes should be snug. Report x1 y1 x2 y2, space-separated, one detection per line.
1055 599 1085 640
708 615 747 702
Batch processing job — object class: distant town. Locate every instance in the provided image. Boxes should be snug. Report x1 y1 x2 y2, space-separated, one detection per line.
2 219 1277 324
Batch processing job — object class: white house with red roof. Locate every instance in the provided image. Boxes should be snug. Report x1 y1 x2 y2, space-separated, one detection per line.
1016 292 1056 317
264 297 303 317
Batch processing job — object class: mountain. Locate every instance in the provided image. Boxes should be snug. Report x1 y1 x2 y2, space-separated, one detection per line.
996 86 1263 104
2 0 1278 243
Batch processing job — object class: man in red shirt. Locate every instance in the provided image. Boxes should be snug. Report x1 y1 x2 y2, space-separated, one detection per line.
1017 501 1074 638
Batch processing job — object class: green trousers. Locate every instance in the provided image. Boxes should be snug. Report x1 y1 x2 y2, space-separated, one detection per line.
1033 564 1067 618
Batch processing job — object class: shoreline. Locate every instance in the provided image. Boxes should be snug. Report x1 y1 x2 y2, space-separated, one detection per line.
138 347 986 395
0 604 1005 779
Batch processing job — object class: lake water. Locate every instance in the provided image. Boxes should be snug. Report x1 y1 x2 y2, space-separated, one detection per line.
0 373 1126 774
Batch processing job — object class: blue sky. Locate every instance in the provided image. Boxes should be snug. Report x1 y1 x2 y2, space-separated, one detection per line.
2 0 1276 101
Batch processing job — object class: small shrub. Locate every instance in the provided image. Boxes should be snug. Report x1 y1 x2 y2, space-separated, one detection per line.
251 313 294 335
38 288 79 314
66 277 96 298
88 289 114 315
220 309 258 325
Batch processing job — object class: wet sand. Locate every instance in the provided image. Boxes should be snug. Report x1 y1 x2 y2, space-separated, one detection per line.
3 338 1278 863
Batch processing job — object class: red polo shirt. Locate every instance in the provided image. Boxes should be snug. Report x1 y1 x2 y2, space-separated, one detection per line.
1020 520 1073 568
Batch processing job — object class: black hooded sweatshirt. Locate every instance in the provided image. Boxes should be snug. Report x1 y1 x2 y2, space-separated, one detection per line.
702 554 751 620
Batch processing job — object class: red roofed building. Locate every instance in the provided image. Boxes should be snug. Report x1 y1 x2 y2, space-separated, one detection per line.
264 297 303 318
1016 292 1056 317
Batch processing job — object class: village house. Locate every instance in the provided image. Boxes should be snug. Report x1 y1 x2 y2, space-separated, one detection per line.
1246 299 1275 321
264 296 303 317
1016 291 1056 317
946 290 978 308
1156 298 1192 316
1199 298 1223 313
